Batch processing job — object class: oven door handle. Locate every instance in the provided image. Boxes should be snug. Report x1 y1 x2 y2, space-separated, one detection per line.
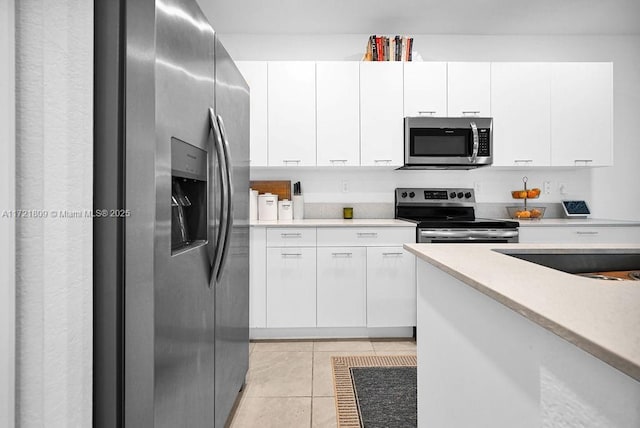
420 229 519 239
469 121 479 163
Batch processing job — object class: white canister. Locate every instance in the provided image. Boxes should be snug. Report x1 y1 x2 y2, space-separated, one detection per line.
258 193 278 221
278 199 293 221
292 194 304 220
249 189 259 221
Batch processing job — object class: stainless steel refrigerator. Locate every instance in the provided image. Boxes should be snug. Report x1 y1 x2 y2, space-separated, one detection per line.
93 0 250 426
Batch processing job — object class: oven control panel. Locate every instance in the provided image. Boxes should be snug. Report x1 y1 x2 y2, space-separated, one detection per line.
396 188 475 204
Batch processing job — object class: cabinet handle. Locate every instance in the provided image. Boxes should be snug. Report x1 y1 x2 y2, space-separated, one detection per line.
462 111 480 116
374 159 392 164
283 160 301 165
575 231 599 235
574 159 593 166
280 232 302 238
417 111 436 116
329 159 348 164
331 252 353 257
281 253 302 257
514 159 533 164
357 232 378 237
382 252 403 256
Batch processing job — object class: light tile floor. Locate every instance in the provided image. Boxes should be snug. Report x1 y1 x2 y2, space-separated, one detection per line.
227 339 417 428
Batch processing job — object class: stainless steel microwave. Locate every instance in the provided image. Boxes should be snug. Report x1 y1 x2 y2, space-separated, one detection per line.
400 117 493 169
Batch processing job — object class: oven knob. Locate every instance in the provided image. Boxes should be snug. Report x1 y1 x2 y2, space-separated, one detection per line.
401 192 408 198
409 192 415 198
465 192 472 199
457 192 464 199
449 192 456 199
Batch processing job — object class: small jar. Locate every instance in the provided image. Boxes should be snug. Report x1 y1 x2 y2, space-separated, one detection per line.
343 207 353 219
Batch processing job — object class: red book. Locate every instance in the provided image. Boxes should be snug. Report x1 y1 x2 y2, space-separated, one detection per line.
376 36 382 61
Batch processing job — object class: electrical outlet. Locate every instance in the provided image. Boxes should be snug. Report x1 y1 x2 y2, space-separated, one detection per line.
341 180 349 193
474 181 482 194
559 183 568 195
543 181 551 195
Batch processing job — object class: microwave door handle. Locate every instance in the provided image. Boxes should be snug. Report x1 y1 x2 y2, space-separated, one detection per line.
469 121 479 163
209 107 229 288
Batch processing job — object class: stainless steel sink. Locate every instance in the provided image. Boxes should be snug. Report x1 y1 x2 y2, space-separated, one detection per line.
493 249 640 277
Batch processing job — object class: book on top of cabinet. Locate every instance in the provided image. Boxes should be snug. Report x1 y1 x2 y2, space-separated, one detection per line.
363 35 414 61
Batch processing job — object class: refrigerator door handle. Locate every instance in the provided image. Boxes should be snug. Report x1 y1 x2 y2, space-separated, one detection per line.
215 114 234 283
209 107 229 287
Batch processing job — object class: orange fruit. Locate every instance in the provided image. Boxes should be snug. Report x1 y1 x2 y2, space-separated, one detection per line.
516 210 531 218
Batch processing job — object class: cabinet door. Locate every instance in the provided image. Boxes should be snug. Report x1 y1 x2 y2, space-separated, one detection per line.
550 63 613 166
236 61 268 167
491 63 551 167
249 227 267 328
316 62 360 166
267 62 316 166
316 247 366 327
447 62 491 117
403 62 447 117
360 62 404 166
266 247 316 327
366 247 416 327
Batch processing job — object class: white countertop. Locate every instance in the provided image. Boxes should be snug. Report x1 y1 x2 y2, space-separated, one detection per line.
250 218 416 227
505 218 640 227
404 243 640 382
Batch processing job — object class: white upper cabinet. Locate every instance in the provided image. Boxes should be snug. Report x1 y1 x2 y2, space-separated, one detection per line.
403 62 448 117
267 62 316 166
550 62 613 166
360 62 404 166
447 62 491 117
236 61 268 167
491 63 552 167
316 62 360 166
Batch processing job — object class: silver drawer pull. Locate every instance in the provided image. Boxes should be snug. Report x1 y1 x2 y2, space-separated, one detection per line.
331 252 353 257
382 252 403 256
462 111 480 116
417 111 436 115
281 253 302 257
357 232 378 238
576 231 599 235
373 159 392 164
330 159 347 163
283 159 301 165
280 233 302 238
514 159 533 164
574 159 593 165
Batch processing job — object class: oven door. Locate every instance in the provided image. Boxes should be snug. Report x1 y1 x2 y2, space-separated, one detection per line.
418 228 519 244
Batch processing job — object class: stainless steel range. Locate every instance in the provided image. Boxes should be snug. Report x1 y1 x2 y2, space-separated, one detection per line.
395 188 519 243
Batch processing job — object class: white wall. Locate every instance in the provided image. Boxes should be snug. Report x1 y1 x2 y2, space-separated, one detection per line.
1 2 16 427
221 34 640 220
15 1 93 426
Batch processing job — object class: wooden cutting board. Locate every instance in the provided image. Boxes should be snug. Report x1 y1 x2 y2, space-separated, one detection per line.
250 180 291 201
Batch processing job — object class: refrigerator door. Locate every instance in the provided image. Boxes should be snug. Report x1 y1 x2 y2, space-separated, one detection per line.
154 1 217 427
213 37 250 428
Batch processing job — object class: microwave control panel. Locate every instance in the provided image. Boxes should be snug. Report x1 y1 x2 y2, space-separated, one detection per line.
478 129 490 156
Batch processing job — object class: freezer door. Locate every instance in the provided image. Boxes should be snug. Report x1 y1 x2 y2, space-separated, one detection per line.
213 37 250 428
154 1 217 427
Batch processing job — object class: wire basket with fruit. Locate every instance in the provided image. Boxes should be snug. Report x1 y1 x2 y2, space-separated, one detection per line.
507 176 545 220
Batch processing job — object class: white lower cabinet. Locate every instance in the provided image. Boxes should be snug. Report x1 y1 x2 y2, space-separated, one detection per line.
518 226 640 244
316 247 367 327
249 227 267 328
366 247 416 327
266 247 317 328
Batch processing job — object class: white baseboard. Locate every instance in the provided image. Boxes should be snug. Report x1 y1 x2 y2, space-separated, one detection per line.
250 326 414 340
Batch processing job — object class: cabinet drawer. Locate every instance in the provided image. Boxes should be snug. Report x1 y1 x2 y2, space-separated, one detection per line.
266 228 316 247
519 226 640 244
316 227 415 246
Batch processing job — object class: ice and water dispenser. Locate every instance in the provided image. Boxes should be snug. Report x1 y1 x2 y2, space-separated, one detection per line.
171 137 207 254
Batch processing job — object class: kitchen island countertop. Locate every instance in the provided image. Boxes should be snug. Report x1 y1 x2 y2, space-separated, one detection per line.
404 243 640 381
